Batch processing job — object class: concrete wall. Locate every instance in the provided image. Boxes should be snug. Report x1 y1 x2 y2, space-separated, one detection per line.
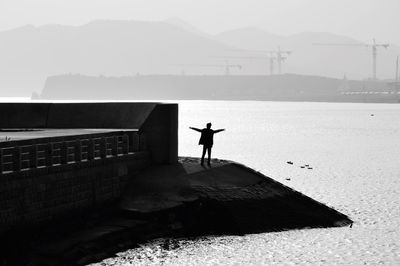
0 102 178 163
0 152 150 230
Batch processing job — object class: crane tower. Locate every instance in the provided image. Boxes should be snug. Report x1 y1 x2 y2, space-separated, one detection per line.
221 46 292 75
314 38 389 80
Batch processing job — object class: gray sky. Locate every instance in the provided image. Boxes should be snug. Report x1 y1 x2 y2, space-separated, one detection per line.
0 0 399 44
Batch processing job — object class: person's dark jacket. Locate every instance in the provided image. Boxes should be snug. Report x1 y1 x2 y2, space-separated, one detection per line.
189 126 225 147
199 128 215 147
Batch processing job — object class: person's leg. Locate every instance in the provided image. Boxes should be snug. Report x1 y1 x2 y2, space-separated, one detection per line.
207 147 212 165
201 145 206 165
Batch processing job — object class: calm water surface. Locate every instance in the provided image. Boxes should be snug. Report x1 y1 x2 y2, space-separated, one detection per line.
94 101 400 266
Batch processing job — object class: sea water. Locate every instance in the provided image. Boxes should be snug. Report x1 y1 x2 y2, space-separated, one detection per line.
92 101 400 265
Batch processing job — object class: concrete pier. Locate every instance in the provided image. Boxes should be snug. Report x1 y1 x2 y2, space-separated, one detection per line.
120 157 352 234
0 157 352 265
0 102 352 265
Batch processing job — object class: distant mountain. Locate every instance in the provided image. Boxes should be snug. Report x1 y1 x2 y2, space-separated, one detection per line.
164 18 211 38
0 20 232 96
216 27 286 50
286 31 362 45
0 19 399 97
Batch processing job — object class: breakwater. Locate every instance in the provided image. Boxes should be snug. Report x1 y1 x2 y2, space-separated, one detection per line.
3 157 352 265
0 102 353 265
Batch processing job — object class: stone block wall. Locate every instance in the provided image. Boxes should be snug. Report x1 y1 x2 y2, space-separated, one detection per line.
0 152 150 230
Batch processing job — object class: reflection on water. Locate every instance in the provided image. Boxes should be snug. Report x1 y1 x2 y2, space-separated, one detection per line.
92 101 400 265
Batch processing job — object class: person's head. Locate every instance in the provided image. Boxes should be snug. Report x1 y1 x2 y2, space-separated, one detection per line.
206 122 212 129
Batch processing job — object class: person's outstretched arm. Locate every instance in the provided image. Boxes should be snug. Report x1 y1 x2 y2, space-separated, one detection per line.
214 129 225 133
189 127 202 132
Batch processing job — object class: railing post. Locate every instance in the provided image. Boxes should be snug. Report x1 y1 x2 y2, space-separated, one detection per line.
122 134 129 154
74 140 82 162
139 134 146 151
45 143 53 167
12 147 21 172
0 149 3 174
87 138 95 160
30 145 38 169
111 136 118 156
60 141 68 164
100 137 107 159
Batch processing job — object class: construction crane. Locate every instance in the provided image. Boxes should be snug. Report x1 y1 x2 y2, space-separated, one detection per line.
174 63 242 75
211 55 276 75
273 47 292 74
396 56 399 82
389 56 400 96
313 38 389 80
226 46 292 74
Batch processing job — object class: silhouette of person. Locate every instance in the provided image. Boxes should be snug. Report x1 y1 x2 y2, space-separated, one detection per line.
189 123 225 166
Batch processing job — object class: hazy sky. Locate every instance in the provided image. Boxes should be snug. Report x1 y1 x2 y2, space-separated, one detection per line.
1 0 399 44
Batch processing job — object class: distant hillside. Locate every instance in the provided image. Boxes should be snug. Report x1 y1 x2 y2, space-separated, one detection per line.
1 19 399 97
40 74 398 103
0 20 231 95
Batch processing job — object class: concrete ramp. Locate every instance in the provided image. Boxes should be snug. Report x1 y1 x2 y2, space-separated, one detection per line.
0 103 50 128
0 158 352 265
0 102 162 129
120 157 352 234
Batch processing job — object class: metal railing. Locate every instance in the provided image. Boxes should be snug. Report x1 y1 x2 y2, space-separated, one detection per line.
0 131 146 174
